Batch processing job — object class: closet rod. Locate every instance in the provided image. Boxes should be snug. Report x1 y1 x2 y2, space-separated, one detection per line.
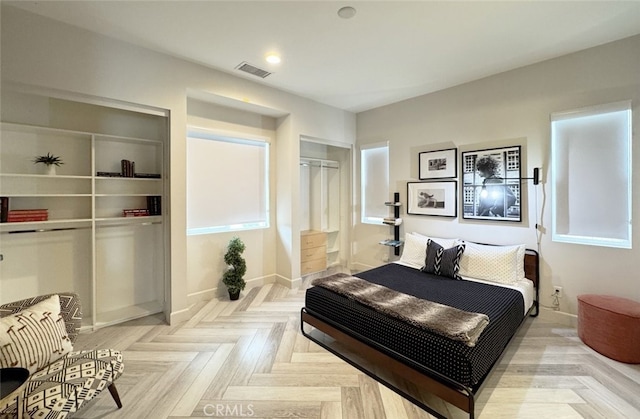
2 226 91 235
97 221 162 229
1 221 161 234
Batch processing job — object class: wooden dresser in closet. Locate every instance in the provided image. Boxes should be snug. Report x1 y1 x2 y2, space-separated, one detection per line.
300 230 327 275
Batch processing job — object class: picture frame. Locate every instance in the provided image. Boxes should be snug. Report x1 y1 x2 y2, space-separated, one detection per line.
419 148 457 179
461 145 521 222
407 181 457 217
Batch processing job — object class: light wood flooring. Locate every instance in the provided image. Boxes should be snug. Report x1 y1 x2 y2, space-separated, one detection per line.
72 278 640 419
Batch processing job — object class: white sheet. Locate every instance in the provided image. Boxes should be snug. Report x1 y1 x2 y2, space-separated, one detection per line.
393 261 534 315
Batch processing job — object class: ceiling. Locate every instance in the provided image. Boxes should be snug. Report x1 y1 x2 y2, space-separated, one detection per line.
6 1 640 113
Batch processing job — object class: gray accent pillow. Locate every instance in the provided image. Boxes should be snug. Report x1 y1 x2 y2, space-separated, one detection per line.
422 239 465 279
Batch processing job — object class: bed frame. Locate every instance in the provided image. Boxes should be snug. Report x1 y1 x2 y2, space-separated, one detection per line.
300 249 539 419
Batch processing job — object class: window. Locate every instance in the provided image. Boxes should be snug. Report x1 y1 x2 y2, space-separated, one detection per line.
361 142 389 224
187 128 270 235
551 101 632 248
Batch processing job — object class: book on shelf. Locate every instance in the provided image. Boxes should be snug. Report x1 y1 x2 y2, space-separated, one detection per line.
96 171 124 177
120 159 136 178
382 217 402 226
0 197 8 223
146 196 162 216
123 208 149 217
7 209 49 222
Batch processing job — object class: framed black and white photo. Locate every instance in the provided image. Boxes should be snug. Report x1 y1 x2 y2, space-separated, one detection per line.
419 148 457 179
407 181 457 217
461 146 521 222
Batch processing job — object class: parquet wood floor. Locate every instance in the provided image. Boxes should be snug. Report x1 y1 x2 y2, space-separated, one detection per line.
72 279 640 419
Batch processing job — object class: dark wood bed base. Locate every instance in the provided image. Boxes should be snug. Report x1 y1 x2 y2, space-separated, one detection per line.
300 249 539 419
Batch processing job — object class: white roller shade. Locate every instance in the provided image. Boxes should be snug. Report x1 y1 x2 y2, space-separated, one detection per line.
187 129 269 234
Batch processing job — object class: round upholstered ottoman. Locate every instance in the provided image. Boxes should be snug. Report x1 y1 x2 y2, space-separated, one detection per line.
577 294 640 364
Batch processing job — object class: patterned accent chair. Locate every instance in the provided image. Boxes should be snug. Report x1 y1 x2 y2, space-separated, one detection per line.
0 293 124 418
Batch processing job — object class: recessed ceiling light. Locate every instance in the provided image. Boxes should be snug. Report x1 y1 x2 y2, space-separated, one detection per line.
265 53 281 64
337 6 356 19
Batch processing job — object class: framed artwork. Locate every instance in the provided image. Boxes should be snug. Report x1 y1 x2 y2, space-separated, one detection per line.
461 146 521 222
407 181 457 217
419 148 457 179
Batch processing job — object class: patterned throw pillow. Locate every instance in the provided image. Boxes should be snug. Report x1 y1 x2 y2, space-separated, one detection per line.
399 232 460 269
458 242 525 284
0 294 73 374
422 239 465 279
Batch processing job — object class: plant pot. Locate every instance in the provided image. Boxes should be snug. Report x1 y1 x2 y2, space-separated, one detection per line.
229 290 240 301
46 165 57 176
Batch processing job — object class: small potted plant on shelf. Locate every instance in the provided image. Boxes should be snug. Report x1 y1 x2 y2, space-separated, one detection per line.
222 236 247 300
33 152 64 175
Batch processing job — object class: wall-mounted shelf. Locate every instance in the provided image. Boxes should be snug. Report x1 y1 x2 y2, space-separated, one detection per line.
381 192 403 256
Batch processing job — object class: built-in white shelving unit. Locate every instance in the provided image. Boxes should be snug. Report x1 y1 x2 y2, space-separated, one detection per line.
0 114 167 329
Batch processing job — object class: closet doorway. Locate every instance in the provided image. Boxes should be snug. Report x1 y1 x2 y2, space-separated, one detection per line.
300 138 352 274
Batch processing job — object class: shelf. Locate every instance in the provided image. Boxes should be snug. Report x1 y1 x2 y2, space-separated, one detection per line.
380 239 404 247
0 219 92 233
95 134 164 146
95 176 162 181
0 121 93 136
95 193 159 197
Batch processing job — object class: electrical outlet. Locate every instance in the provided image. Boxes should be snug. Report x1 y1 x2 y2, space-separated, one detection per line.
553 286 563 298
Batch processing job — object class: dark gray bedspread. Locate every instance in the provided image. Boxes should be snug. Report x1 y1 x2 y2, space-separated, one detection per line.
304 263 525 387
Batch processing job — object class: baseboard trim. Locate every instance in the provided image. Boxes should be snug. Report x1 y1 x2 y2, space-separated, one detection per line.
538 307 578 327
275 274 301 289
169 306 193 325
186 274 279 305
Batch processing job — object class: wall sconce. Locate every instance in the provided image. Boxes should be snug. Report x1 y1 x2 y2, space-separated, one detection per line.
522 167 540 185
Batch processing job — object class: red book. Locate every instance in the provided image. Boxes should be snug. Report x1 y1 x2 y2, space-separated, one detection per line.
8 209 48 215
123 209 149 217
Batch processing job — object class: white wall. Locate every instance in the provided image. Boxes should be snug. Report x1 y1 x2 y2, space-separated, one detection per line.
355 35 640 318
185 99 278 302
1 6 356 322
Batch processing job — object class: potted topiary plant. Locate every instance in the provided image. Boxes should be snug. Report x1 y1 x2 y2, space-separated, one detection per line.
222 236 246 300
33 152 64 175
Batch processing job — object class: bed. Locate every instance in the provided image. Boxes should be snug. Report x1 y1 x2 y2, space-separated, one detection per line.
300 234 539 419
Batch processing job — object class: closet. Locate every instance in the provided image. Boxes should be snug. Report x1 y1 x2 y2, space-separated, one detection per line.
299 139 350 275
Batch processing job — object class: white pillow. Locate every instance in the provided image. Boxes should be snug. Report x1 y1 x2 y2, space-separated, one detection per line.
399 232 460 269
0 295 73 374
458 242 525 284
412 232 460 249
